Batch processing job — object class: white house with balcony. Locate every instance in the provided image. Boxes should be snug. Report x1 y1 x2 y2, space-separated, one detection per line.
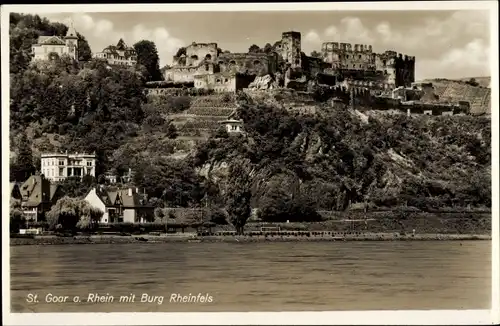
41 152 97 182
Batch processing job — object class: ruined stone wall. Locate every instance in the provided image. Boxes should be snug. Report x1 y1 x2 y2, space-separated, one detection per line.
164 62 218 83
301 54 330 77
375 51 415 87
281 31 302 68
185 42 218 66
322 42 375 70
217 52 278 76
194 73 237 93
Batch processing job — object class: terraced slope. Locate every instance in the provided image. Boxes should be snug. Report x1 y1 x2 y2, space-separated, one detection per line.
168 95 236 139
423 79 491 115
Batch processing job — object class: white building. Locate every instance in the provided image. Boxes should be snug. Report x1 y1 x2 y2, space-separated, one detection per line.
31 22 78 62
93 39 137 66
220 119 243 134
41 152 96 182
85 187 153 224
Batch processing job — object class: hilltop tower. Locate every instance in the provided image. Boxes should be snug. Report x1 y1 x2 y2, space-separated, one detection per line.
64 20 78 61
281 31 302 68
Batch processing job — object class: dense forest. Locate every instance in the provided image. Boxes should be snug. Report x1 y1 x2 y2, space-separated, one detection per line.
9 13 491 233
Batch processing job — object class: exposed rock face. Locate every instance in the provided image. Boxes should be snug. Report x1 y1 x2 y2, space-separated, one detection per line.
248 75 276 90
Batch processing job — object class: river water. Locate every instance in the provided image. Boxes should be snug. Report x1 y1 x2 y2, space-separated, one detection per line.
10 241 491 312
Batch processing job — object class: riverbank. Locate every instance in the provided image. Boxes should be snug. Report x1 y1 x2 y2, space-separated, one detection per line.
10 233 492 246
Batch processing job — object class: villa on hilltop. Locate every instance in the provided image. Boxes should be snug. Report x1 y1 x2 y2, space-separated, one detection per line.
41 152 97 182
31 21 78 61
93 39 137 66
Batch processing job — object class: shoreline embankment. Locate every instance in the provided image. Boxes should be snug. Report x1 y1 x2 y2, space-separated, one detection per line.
10 233 492 246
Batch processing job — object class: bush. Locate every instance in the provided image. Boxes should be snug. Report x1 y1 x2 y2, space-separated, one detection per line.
209 209 228 225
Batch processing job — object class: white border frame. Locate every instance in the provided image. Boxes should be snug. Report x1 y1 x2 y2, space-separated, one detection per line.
1 2 498 325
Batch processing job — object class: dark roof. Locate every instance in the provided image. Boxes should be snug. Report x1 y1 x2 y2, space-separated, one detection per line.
20 175 52 207
92 187 149 208
36 36 66 46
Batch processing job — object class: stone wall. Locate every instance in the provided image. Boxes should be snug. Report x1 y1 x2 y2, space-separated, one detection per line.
182 42 218 67
322 42 374 70
194 73 237 93
217 52 278 76
281 31 302 68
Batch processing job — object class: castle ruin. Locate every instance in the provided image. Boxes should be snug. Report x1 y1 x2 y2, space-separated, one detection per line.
159 30 416 94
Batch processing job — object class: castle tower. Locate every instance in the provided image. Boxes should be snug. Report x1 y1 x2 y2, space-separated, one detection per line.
64 20 78 61
281 31 302 68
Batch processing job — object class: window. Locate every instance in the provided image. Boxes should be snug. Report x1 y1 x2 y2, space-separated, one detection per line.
225 78 228 83
59 168 64 176
359 55 362 59
231 125 238 131
87 162 92 166
346 55 349 59
59 160 64 165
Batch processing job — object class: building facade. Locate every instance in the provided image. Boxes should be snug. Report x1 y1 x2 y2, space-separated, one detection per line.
93 39 137 66
85 187 154 224
19 174 64 222
31 22 78 62
41 152 96 182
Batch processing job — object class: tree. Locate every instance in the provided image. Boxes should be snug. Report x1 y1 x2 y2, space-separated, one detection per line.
77 32 92 61
10 131 35 182
466 78 479 87
58 176 95 198
134 40 163 81
10 199 26 234
262 43 273 54
76 200 103 231
46 196 81 231
165 122 178 139
175 47 186 58
133 157 206 207
248 44 261 53
310 50 322 58
46 196 102 232
225 163 252 235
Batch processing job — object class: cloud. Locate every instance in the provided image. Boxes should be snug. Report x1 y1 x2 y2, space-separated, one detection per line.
417 39 490 79
58 13 185 66
301 11 490 79
304 30 321 44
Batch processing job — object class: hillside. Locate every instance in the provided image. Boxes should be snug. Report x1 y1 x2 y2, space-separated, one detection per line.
193 93 491 214
421 78 491 115
454 77 490 88
9 12 491 220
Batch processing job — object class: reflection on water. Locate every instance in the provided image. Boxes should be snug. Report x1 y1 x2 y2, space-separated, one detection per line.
10 241 491 312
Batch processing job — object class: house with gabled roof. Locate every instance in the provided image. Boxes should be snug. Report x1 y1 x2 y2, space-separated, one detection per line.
85 186 154 224
93 39 137 67
19 173 65 222
31 21 78 62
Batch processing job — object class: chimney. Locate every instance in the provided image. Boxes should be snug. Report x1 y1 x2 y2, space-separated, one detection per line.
128 188 133 197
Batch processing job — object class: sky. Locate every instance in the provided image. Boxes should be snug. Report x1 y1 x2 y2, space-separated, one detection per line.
26 10 490 80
